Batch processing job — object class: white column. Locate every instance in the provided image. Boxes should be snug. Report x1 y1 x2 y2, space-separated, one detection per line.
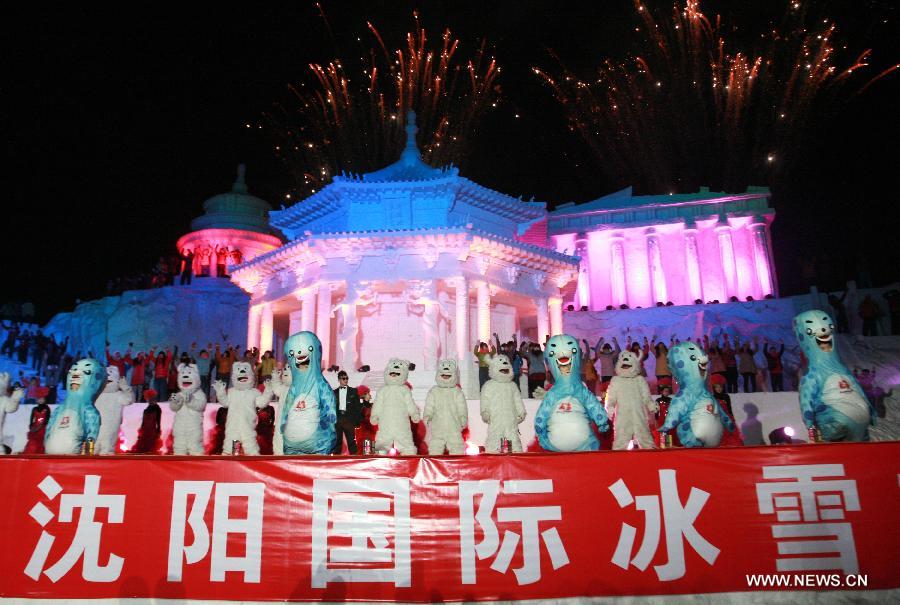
288 310 303 335
645 228 667 305
536 297 549 345
749 217 775 298
247 303 262 352
548 296 564 337
316 283 333 368
716 220 738 299
683 224 703 303
259 304 274 354
301 287 317 333
610 233 628 307
475 280 491 345
453 278 471 396
574 235 591 310
209 246 219 278
454 278 469 361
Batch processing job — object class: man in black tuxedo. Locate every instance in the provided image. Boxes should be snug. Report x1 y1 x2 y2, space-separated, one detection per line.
333 370 363 454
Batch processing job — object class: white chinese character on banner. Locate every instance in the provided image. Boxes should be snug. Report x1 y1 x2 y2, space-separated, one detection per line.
608 469 719 581
311 478 411 588
167 481 266 583
459 479 570 586
25 475 126 583
755 464 860 574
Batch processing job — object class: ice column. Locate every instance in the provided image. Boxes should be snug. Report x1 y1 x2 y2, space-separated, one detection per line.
646 228 667 305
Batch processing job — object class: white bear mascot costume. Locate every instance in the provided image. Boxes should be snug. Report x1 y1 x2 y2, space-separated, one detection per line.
371 359 421 455
95 366 135 454
169 363 208 455
213 361 272 455
423 358 468 455
0 372 24 454
605 350 657 450
480 354 526 452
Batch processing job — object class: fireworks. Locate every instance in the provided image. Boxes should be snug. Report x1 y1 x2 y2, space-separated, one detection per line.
264 10 500 198
535 0 898 194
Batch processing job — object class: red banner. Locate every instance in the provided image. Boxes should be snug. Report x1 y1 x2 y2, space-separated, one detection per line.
1 443 898 602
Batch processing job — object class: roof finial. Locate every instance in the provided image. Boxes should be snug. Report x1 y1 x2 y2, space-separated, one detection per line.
233 163 248 193
401 110 420 165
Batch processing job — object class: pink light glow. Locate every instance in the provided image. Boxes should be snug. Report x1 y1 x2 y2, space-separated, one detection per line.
465 442 480 455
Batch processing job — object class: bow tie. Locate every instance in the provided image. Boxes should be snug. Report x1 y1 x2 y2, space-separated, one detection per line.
340 386 346 389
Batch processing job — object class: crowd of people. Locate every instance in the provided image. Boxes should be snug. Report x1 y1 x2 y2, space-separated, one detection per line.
474 329 795 397
103 245 245 295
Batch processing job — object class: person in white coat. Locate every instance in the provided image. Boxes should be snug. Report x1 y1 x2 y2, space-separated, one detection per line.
371 359 420 455
423 359 468 455
606 350 657 450
0 372 24 454
213 361 272 455
480 355 526 452
169 363 207 455
95 366 135 454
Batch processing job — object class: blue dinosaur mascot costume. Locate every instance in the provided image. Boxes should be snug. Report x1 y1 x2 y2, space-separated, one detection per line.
794 310 875 442
660 342 735 447
45 358 105 454
534 334 608 451
275 331 336 454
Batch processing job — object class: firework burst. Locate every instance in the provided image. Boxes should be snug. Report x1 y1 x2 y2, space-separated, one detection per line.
535 0 898 194
263 10 500 199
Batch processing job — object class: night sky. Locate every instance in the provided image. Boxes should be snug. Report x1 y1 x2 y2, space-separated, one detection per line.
5 1 898 322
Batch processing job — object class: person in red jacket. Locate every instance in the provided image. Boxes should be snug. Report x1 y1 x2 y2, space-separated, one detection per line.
125 348 153 402
152 347 175 400
23 390 51 454
105 344 129 377
132 389 162 454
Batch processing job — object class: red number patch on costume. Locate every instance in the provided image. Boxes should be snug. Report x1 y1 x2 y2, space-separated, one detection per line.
59 416 70 428
839 379 851 392
295 400 306 411
706 404 715 414
558 401 572 413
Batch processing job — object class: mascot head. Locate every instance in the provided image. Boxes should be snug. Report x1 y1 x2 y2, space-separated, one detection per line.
231 361 256 390
177 363 201 394
384 359 411 386
488 355 514 383
615 350 641 378
543 334 582 383
667 342 709 389
103 366 121 393
793 310 839 365
66 358 105 400
435 358 459 388
284 331 325 395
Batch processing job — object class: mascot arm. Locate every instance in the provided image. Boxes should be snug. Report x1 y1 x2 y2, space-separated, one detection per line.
513 387 526 424
187 391 207 412
83 406 101 442
605 381 619 413
641 381 658 413
405 390 421 423
169 392 185 411
660 397 685 433
370 395 382 426
321 383 337 425
454 390 468 429
798 374 820 429
273 420 284 455
212 381 229 407
583 388 609 432
119 379 135 406
5 390 24 413
255 385 273 409
479 384 493 423
423 390 436 423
